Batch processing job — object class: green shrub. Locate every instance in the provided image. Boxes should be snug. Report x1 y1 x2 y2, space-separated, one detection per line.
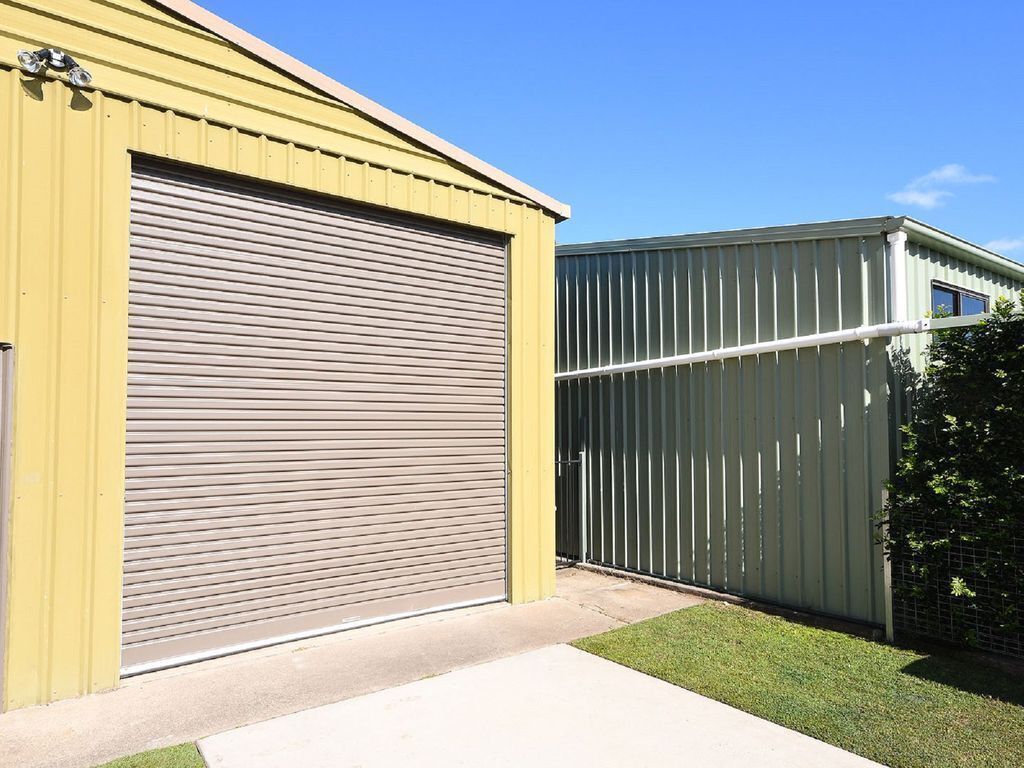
882 295 1024 652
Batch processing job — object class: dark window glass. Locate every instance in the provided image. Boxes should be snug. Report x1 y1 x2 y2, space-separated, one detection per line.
930 282 989 317
931 285 957 315
960 293 988 316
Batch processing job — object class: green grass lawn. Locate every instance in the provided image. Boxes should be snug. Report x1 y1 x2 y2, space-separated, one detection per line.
574 602 1024 768
94 743 204 768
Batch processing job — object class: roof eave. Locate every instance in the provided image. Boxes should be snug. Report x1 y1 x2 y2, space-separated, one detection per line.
153 0 570 221
886 217 1024 283
556 217 894 256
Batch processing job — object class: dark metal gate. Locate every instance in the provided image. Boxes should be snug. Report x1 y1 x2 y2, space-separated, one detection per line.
555 452 585 562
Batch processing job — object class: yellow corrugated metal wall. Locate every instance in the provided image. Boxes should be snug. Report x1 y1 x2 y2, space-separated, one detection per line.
0 0 556 710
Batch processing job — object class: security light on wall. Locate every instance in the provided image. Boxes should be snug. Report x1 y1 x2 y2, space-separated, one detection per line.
17 48 92 87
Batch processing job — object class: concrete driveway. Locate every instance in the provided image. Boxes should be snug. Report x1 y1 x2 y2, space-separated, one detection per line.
0 567 698 768
199 644 882 768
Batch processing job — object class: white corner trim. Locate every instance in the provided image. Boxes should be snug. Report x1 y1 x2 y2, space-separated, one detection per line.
886 230 909 322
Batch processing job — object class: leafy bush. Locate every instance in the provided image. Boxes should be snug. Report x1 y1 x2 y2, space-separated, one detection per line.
882 296 1024 653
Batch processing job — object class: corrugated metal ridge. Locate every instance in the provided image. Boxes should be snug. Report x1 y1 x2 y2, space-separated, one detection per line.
555 217 895 255
889 217 1024 283
152 0 570 220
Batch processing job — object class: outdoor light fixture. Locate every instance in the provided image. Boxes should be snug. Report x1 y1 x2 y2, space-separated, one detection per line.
16 47 92 87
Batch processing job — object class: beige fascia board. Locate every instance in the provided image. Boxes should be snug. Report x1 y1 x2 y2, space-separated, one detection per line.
153 0 570 221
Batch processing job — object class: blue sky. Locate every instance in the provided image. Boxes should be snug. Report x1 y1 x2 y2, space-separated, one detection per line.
204 0 1023 258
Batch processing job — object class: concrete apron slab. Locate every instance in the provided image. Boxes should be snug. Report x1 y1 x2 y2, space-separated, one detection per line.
556 565 701 622
200 644 882 768
0 567 695 768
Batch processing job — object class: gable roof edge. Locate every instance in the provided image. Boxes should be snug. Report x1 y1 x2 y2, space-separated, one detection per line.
154 0 570 220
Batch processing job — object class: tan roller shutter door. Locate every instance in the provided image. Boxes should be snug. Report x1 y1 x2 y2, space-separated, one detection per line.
122 161 507 673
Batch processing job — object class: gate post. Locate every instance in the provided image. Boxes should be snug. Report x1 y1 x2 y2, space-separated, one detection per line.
578 449 587 564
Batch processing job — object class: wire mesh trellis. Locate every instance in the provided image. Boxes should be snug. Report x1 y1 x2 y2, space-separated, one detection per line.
892 509 1024 658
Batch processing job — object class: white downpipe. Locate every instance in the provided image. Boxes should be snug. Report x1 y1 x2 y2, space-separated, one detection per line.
555 318 932 380
887 230 909 322
883 229 909 646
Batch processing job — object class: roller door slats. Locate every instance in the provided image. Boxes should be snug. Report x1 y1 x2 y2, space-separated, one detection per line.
122 162 506 670
126 355 503 382
123 498 504 532
125 445 502 465
127 295 505 342
125 454 504 478
125 518 505 569
130 234 506 302
125 502 505 537
126 461 505 487
127 434 501 446
130 254 505 318
127 317 506 353
124 467 505 499
128 181 507 260
122 570 506 647
124 529 505 583
128 316 505 354
124 543 503 598
123 553 508 618
124 478 505 516
126 438 503 455
130 217 507 283
123 558 507 623
125 362 503 388
126 380 504 400
125 404 504 418
123 538 504 590
128 272 505 328
126 283 505 333
130 175 505 262
122 564 507 634
127 343 505 374
130 174 505 258
124 551 506 609
126 406 502 421
125 510 506 552
127 286 504 337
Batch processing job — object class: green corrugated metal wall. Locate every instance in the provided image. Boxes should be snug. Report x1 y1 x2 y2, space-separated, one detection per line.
556 232 893 623
901 239 1024 366
555 222 1024 625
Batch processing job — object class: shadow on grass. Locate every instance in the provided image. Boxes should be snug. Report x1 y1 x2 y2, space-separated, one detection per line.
899 649 1024 706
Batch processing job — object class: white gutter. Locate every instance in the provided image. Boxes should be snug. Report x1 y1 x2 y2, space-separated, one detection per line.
555 319 933 380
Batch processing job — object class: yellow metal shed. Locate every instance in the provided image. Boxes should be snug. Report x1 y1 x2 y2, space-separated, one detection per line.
0 0 566 710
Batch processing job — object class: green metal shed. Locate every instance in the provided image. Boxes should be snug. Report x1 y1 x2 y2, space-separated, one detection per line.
554 216 1024 630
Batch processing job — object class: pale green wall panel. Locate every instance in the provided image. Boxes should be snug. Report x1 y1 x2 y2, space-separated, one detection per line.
557 226 895 625
902 239 1024 365
557 221 1024 626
